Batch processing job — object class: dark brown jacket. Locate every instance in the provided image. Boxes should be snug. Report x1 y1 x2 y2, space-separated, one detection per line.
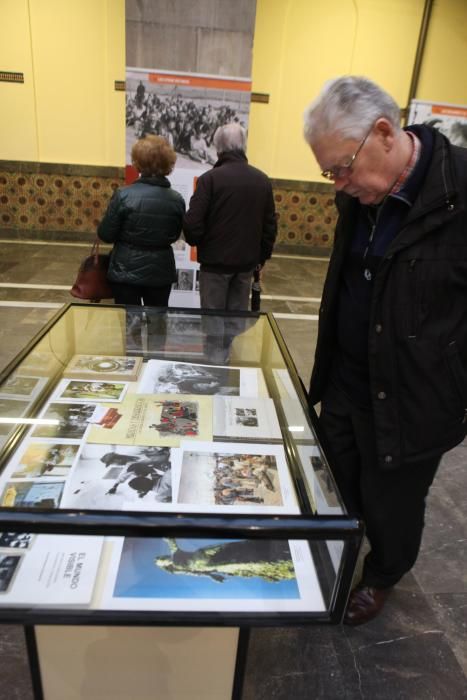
183 150 277 272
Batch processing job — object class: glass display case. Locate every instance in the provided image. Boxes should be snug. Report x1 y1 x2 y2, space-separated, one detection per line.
0 303 363 700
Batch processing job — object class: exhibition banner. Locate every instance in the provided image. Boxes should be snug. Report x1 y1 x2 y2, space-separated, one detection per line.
408 99 467 147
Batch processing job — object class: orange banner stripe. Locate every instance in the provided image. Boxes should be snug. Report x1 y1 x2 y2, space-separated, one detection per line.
432 105 467 118
148 72 251 92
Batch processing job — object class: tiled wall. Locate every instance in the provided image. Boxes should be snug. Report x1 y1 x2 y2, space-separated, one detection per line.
271 178 336 254
0 162 123 240
0 162 336 252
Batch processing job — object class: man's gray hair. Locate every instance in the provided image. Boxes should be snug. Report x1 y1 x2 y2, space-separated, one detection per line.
213 123 247 153
303 76 402 146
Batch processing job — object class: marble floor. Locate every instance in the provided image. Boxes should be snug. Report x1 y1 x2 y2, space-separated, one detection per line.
0 239 465 699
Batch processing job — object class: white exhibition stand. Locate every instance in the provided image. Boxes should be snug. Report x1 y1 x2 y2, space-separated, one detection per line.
35 626 239 700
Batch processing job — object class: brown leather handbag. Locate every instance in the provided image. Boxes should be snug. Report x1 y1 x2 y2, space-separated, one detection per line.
70 239 113 301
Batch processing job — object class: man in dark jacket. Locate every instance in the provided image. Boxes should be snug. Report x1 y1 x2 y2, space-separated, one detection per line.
183 122 277 310
303 76 467 625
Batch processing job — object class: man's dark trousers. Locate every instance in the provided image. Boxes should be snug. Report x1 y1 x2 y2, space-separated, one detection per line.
319 383 441 588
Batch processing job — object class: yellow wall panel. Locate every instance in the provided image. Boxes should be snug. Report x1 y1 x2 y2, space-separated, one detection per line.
248 0 425 181
104 0 126 166
417 0 467 104
29 0 125 166
0 0 38 161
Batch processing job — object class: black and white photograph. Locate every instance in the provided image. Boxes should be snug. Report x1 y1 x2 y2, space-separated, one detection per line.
125 71 250 170
0 533 34 550
172 269 195 292
32 402 97 440
297 445 344 515
236 408 258 427
0 555 21 593
62 444 181 511
138 359 261 397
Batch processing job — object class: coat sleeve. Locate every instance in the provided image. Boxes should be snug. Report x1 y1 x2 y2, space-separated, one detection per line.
182 175 211 245
260 183 278 264
97 190 124 243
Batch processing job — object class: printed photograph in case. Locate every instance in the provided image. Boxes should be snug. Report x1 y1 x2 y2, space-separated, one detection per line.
88 394 213 447
297 445 344 515
63 355 143 382
0 480 65 508
138 360 261 397
175 441 299 513
8 441 80 479
62 444 179 510
31 402 98 440
0 533 34 549
52 379 128 403
213 397 282 441
99 537 325 612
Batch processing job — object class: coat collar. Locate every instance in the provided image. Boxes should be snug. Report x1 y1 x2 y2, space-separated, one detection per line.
335 126 460 255
136 175 171 187
214 150 248 167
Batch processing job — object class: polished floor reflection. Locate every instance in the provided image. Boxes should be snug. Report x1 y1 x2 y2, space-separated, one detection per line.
0 239 465 699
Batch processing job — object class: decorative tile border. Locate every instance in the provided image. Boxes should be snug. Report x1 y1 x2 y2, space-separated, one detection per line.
271 178 336 253
0 162 336 252
0 162 123 234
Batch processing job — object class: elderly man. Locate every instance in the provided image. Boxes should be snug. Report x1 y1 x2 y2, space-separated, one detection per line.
183 122 277 310
303 76 467 625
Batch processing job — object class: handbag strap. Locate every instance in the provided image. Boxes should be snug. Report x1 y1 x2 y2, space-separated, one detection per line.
91 238 101 261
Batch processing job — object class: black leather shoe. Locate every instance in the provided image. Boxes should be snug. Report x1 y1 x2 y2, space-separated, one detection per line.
343 584 392 626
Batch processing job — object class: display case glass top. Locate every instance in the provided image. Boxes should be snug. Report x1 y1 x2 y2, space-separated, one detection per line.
0 303 362 625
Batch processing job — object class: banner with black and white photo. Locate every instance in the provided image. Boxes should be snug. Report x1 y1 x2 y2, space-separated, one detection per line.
408 99 467 148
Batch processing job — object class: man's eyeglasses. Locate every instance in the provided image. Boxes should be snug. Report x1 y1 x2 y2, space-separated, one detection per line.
321 124 373 181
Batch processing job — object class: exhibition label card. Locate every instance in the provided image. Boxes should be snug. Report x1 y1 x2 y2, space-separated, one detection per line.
213 396 282 441
87 394 213 447
0 534 103 606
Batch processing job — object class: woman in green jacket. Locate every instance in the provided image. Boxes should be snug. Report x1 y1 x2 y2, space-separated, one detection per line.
98 135 185 306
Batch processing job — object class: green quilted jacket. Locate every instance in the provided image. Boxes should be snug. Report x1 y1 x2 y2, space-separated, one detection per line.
97 175 185 287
